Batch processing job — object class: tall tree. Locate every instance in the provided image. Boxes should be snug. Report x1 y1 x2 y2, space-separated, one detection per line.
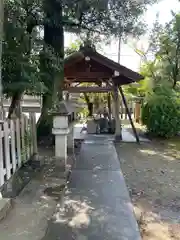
3 0 44 118
126 13 180 100
2 0 160 136
0 0 4 119
157 14 180 88
37 0 160 138
143 13 180 88
37 0 64 137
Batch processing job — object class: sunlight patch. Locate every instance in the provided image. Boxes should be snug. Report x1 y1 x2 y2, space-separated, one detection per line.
139 149 157 155
69 212 91 228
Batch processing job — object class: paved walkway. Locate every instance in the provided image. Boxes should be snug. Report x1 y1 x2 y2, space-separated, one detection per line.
42 135 141 240
73 123 148 142
0 159 66 240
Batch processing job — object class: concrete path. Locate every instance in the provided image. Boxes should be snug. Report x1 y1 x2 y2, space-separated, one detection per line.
73 123 148 142
42 135 141 240
0 160 66 240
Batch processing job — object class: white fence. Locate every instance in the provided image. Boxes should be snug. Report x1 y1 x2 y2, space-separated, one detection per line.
0 113 37 187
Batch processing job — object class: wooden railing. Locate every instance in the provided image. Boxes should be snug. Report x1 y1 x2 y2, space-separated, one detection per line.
0 113 37 187
119 100 142 122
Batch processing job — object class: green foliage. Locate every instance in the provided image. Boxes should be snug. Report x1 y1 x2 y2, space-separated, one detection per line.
154 14 180 88
124 80 147 98
128 12 180 100
3 0 159 100
137 12 180 89
21 130 32 162
132 14 180 138
2 0 160 134
79 107 89 119
2 0 45 97
123 61 157 98
63 0 158 37
65 40 82 56
141 86 180 138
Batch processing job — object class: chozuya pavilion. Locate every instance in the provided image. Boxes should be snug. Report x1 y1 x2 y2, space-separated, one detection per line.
62 45 143 143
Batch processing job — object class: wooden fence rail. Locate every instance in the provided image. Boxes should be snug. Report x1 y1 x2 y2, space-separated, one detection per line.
0 112 37 187
120 100 135 120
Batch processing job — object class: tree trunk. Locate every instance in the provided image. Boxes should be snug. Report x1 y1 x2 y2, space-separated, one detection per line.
0 0 4 120
37 0 64 142
36 93 53 142
84 93 93 116
94 96 100 113
8 92 22 119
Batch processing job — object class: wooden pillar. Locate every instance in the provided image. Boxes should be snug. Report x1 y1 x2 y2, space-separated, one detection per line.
113 84 122 141
65 92 70 101
112 103 115 118
107 93 112 120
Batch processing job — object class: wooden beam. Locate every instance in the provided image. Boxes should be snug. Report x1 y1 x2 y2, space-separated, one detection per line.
63 86 113 93
65 71 112 79
64 78 103 83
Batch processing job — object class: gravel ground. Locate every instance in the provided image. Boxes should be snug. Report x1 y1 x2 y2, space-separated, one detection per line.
115 140 180 240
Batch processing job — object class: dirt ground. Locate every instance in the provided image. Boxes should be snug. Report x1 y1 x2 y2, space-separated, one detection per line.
116 129 180 240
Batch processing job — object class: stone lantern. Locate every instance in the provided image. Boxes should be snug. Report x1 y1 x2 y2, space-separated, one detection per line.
52 101 70 171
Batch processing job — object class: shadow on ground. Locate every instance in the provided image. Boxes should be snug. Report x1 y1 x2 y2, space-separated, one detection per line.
0 153 66 240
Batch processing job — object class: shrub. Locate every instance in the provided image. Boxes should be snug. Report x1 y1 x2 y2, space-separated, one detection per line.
141 86 180 138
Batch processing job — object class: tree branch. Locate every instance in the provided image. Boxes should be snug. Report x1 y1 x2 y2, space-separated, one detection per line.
63 19 102 34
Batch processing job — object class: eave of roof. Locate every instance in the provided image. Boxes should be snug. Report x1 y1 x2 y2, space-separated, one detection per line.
64 47 144 84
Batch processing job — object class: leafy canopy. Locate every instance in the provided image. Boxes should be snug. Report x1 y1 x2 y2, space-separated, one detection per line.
2 0 45 97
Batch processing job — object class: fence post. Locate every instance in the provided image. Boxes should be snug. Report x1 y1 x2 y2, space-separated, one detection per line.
0 122 4 186
10 120 16 173
30 112 38 155
29 115 33 156
15 118 21 168
20 116 25 162
24 115 30 160
3 121 11 180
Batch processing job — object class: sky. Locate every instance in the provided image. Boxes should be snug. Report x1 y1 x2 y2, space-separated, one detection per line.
64 0 180 71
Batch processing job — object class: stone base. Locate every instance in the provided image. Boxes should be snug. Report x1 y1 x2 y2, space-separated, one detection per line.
0 160 38 198
51 156 66 172
65 166 72 182
67 146 74 154
0 198 12 222
114 134 122 142
29 154 45 170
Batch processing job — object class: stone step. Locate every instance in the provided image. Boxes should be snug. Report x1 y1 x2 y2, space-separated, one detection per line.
0 198 12 222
